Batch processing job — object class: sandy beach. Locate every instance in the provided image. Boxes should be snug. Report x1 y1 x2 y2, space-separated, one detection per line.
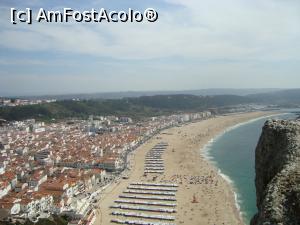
94 111 273 225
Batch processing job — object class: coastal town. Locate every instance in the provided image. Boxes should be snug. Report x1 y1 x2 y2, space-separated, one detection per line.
0 98 56 108
0 111 212 224
1 0 299 223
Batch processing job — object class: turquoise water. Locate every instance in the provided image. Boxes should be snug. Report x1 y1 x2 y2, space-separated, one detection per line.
205 111 298 224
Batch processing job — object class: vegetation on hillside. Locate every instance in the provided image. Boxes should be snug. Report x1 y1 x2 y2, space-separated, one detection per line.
2 89 300 122
0 94 253 121
248 89 300 105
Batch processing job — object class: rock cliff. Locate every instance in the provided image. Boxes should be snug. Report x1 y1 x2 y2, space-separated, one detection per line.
251 120 300 225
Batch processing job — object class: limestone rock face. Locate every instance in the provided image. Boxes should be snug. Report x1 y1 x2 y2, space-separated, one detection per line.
251 120 300 225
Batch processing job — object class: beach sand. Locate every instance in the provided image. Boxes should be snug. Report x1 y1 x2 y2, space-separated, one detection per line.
95 111 273 225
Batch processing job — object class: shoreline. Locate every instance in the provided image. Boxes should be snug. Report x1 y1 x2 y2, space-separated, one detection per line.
201 112 284 223
95 111 275 225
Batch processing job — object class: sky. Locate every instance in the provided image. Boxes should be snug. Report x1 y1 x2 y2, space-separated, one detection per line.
0 0 299 96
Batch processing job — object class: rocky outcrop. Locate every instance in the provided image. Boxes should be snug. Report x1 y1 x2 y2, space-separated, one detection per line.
251 120 300 225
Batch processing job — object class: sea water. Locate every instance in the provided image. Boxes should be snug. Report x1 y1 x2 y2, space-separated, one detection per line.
204 110 298 224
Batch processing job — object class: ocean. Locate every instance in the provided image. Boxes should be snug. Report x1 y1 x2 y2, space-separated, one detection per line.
203 110 299 224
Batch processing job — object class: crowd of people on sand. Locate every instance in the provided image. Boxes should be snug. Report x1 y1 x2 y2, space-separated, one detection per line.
158 174 218 186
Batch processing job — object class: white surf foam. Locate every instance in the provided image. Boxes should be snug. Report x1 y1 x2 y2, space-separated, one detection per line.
201 113 288 161
200 112 289 222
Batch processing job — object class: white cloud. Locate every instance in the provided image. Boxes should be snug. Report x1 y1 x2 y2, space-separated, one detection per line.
1 0 300 96
0 0 299 62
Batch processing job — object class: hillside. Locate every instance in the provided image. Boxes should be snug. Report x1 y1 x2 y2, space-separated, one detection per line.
248 89 300 106
1 89 300 122
0 94 252 121
127 94 250 110
8 88 281 100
